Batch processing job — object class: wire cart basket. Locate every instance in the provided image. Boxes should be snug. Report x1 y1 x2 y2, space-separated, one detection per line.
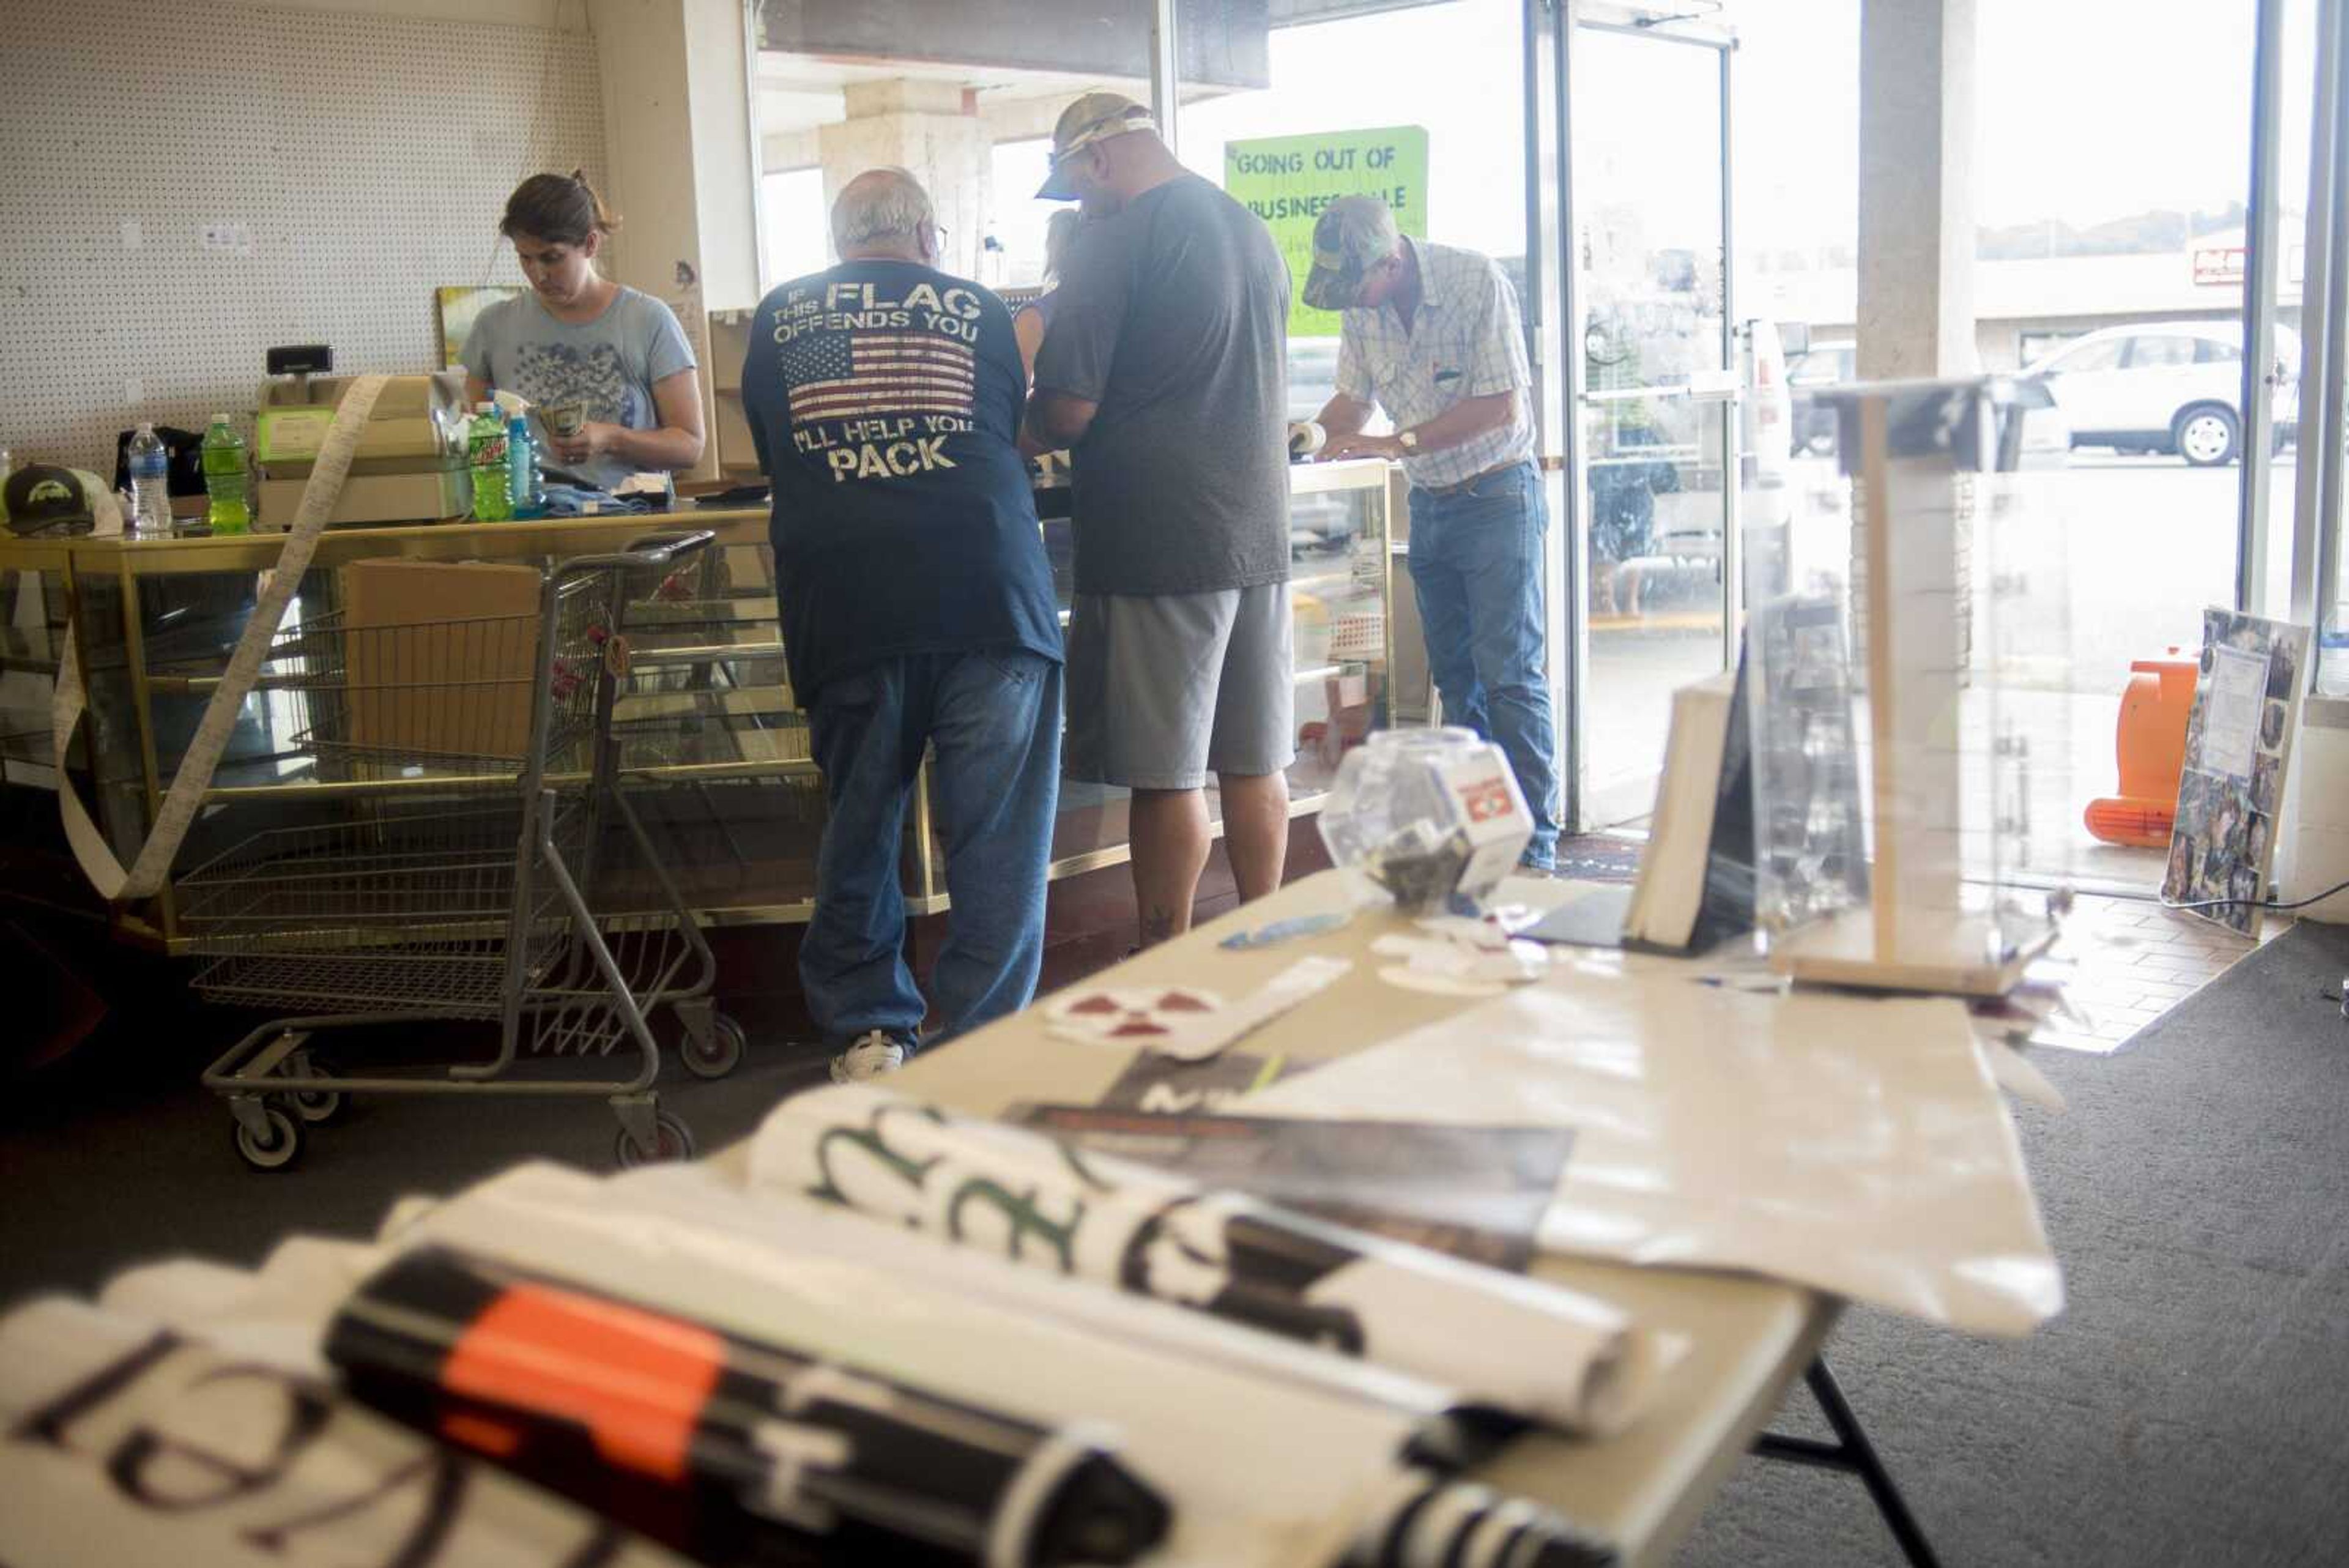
191 531 744 1171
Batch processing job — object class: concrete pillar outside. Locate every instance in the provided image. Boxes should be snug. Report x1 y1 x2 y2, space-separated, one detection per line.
817 80 991 278
1857 0 1978 380
1853 0 1979 676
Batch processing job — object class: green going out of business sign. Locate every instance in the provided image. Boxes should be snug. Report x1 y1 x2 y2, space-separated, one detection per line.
1225 125 1428 338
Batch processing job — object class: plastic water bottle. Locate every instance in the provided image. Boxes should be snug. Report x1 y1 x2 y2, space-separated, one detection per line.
200 414 251 534
127 423 171 535
506 412 542 518
469 403 513 521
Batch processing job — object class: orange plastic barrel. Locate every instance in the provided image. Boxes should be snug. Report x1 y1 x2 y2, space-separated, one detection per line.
2084 647 2199 847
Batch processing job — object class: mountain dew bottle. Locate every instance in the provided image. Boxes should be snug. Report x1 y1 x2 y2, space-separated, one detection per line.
468 403 512 521
200 414 251 534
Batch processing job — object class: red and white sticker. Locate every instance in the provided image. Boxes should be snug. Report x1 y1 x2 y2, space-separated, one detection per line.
1044 987 1226 1043
1042 956 1353 1062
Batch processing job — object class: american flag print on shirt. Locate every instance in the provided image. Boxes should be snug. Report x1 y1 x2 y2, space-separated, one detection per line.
783 329 976 426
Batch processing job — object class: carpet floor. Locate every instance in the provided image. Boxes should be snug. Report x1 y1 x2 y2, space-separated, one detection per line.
4 919 2345 1566
1680 918 2349 1567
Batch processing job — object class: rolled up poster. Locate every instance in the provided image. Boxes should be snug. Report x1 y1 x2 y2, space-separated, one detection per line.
385 1161 1620 1568
0 1295 690 1568
748 1083 1658 1435
325 1247 1168 1568
1349 1473 1616 1568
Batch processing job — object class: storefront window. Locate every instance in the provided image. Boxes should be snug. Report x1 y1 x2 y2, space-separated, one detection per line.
1171 0 1529 422
760 166 827 285
1969 0 2264 888
1174 1 1527 269
989 138 1057 291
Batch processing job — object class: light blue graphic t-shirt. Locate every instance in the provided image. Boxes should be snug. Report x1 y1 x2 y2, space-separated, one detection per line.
460 285 697 491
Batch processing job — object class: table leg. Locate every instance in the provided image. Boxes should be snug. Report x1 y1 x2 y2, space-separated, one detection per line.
1751 1356 1943 1568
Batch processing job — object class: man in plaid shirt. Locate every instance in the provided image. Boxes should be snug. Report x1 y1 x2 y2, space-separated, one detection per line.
1306 195 1561 871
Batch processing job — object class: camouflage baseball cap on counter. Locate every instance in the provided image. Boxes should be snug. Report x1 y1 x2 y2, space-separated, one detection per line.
1036 91 1159 200
1302 195 1403 311
2 464 116 538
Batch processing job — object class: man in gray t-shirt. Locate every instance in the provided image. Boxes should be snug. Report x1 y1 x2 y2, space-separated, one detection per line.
1028 92 1295 949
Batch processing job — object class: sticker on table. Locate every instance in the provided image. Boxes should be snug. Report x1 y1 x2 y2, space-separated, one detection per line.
1045 987 1227 1044
1044 957 1352 1061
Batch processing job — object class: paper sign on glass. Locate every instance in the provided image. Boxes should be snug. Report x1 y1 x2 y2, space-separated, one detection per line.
2201 644 2267 780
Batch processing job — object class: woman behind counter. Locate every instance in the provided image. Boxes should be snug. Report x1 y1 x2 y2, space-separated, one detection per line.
461 171 706 492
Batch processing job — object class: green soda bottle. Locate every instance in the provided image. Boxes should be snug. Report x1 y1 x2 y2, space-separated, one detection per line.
200 413 251 534
467 403 513 521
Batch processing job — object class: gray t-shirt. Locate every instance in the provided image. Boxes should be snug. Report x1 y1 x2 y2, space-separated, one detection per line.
460 284 697 491
1034 176 1291 596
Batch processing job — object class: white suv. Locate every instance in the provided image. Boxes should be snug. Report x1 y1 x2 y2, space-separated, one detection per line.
2024 322 2299 466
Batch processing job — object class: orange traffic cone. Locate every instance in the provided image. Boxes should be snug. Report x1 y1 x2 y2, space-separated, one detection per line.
2084 648 2199 848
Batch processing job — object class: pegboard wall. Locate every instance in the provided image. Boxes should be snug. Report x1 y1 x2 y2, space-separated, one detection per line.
0 0 607 473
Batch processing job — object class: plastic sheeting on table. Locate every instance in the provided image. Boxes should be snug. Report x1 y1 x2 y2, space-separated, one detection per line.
1234 973 2063 1336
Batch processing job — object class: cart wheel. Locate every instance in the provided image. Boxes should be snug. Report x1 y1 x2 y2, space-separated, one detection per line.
615 1109 696 1168
682 1013 746 1080
234 1106 303 1172
286 1065 346 1124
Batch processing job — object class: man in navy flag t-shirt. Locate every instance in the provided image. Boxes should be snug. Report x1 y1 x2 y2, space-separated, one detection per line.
743 168 1062 1085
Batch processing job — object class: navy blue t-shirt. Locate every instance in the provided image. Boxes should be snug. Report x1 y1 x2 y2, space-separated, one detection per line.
742 259 1061 703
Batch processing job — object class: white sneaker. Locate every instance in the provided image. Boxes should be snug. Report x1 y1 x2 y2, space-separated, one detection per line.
829 1030 907 1083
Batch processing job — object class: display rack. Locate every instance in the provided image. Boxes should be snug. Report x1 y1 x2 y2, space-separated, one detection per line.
1746 377 2068 998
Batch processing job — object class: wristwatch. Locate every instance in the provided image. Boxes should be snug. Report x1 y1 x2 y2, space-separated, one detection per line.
1396 429 1420 452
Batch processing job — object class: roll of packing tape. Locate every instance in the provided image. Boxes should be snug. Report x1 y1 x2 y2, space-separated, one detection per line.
1288 420 1327 459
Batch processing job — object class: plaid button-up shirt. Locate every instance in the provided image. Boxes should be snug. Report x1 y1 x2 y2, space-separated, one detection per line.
1334 237 1536 489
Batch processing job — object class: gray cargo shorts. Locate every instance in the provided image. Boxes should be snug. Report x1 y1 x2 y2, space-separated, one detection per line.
1064 583 1295 790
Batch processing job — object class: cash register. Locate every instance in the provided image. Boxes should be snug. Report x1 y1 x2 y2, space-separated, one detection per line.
253 345 472 526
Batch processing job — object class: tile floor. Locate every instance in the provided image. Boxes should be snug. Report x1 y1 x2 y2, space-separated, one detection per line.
1999 892 2281 1054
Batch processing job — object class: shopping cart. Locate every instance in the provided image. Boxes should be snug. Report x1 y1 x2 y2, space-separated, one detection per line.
191 531 745 1171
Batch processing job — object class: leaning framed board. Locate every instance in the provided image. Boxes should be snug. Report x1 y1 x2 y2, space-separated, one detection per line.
2161 607 2314 937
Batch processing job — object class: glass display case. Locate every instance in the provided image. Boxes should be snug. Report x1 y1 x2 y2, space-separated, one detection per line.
1019 459 1395 885
4 460 1395 949
1740 377 2069 998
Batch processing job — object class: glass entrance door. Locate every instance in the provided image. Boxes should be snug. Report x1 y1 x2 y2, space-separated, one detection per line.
1565 19 1739 830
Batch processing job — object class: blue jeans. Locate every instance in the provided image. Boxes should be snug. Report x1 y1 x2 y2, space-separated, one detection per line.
800 650 1063 1049
1407 461 1563 868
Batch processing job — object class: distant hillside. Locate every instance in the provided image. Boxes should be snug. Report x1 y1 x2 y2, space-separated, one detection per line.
1979 203 2247 261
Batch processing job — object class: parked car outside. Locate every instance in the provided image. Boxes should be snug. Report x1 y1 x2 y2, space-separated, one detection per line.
2023 321 2300 466
1787 336 2069 469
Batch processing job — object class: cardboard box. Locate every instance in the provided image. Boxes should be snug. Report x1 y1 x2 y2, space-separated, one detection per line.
258 464 470 526
257 372 467 464
261 370 467 420
339 559 543 765
259 411 448 464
